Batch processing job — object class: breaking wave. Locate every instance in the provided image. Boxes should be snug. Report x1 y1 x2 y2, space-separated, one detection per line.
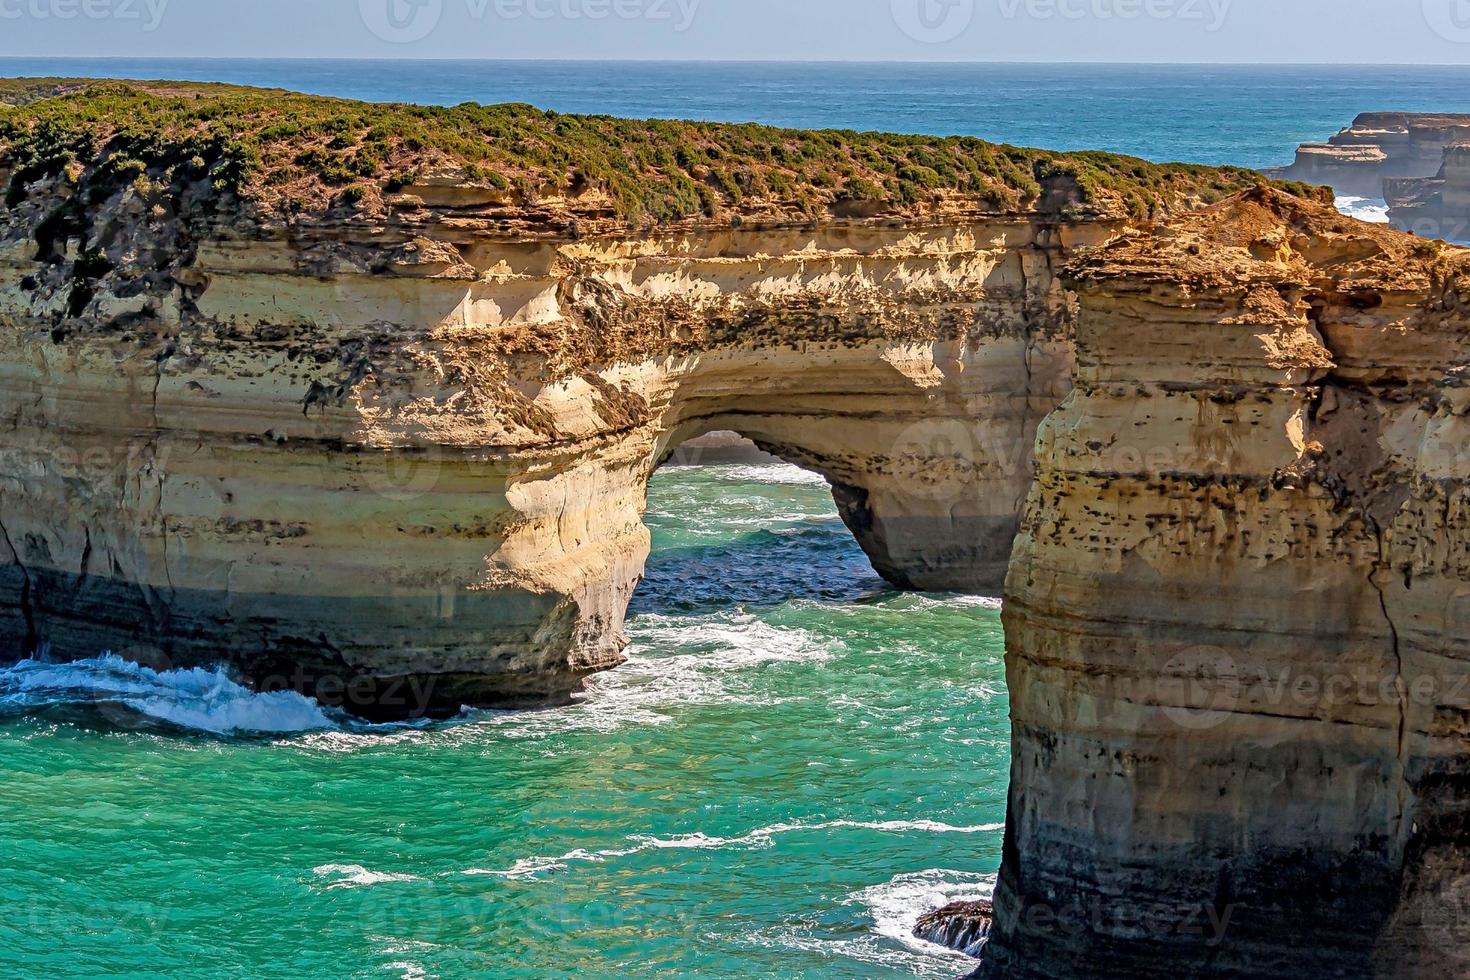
712 463 832 488
0 654 342 736
849 868 997 954
1336 195 1391 224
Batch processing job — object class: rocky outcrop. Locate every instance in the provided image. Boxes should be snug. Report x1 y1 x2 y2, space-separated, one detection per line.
980 187 1470 979
1 84 1145 716
1386 143 1470 244
914 899 994 958
1272 112 1470 198
0 199 1092 715
1 78 1284 718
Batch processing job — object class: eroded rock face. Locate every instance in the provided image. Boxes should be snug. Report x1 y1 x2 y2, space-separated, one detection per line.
7 91 1470 976
0 166 1096 716
1386 143 1470 245
914 899 994 958
981 187 1470 979
1274 112 1470 198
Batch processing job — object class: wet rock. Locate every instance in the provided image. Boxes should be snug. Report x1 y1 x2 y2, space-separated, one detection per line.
914 899 993 958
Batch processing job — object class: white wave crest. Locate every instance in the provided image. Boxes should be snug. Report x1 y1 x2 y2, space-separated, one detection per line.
625 613 839 671
463 613 840 739
311 864 425 890
0 654 337 735
848 868 997 955
712 463 831 488
1336 196 1391 224
463 818 1002 880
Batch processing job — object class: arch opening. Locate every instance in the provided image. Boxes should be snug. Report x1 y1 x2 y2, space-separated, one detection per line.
634 430 886 620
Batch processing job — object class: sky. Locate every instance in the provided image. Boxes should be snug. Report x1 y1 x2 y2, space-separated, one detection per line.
1 0 1469 63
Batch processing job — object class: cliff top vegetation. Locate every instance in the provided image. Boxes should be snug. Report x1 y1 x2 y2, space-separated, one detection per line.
0 76 1328 228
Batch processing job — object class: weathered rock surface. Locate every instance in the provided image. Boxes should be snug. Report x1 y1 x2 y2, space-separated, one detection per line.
12 79 1288 718
980 186 1470 979
914 899 994 958
1272 112 1470 198
0 140 1104 716
1386 143 1470 244
8 81 1470 978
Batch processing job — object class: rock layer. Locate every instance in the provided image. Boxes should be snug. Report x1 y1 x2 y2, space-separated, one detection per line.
979 187 1470 979
0 156 1101 715
7 81 1470 978
1273 112 1470 198
6 79 1285 717
1386 143 1470 244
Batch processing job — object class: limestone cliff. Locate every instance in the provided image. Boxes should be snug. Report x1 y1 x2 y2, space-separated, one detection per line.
982 186 1470 979
1386 143 1470 243
1273 111 1470 198
7 78 1233 715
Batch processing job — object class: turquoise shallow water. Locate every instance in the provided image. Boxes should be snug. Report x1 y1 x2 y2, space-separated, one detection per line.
0 462 1010 978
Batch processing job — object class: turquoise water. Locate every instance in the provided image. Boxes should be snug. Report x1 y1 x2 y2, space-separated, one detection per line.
0 462 1011 978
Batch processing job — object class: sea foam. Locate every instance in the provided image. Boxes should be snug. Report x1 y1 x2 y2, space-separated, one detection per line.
1336 196 1392 224
849 868 997 955
0 654 338 735
463 818 1003 880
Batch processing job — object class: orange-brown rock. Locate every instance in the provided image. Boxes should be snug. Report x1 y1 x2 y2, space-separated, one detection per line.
981 187 1470 979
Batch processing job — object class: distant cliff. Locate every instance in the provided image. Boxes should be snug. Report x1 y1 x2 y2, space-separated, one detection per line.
1386 143 1470 242
1272 112 1470 242
1272 112 1470 197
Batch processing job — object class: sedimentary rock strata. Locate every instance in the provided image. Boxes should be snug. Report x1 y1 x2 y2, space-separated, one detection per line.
7 79 1218 715
1274 112 1470 198
981 187 1470 979
0 196 1094 714
1386 143 1470 244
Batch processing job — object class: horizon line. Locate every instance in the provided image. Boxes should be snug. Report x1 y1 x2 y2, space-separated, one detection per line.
3 55 1470 68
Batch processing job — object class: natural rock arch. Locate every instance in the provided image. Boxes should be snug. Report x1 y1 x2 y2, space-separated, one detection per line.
3 109 1469 978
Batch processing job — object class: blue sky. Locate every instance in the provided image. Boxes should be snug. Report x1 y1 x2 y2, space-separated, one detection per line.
2 0 1469 63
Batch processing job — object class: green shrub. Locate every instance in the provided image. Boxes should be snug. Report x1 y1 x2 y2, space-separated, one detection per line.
0 76 1295 226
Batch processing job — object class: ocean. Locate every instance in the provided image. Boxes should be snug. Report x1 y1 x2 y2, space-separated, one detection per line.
2 60 1468 979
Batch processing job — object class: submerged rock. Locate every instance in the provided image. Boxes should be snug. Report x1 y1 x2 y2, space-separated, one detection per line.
914 899 993 958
